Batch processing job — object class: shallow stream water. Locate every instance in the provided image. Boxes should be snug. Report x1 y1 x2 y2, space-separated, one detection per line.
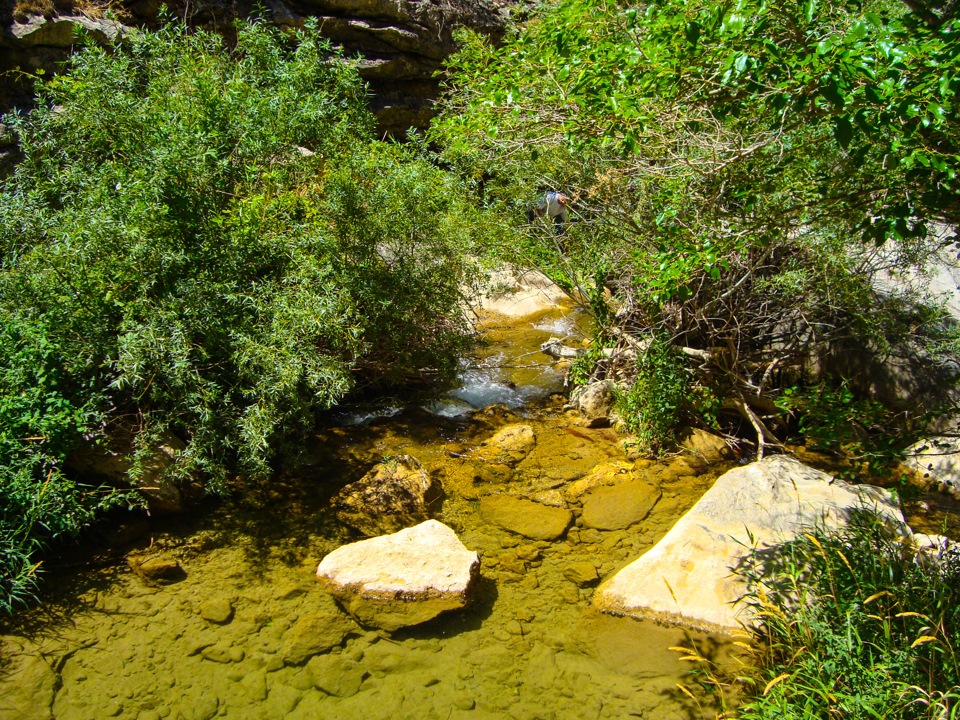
1 304 739 720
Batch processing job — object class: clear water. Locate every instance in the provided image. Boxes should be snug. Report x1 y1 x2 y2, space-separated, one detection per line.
1 306 739 720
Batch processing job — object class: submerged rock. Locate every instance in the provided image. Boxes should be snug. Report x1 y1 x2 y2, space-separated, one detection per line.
594 455 905 632
579 480 661 531
563 461 636 501
480 494 573 541
308 655 367 697
128 553 185 584
280 609 358 665
316 520 479 632
331 455 443 537
0 637 56 720
475 424 537 467
198 598 233 624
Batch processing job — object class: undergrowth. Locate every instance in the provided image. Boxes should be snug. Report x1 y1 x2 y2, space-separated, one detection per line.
730 511 960 719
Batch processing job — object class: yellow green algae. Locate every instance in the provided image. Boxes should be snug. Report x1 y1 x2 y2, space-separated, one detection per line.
0 307 742 720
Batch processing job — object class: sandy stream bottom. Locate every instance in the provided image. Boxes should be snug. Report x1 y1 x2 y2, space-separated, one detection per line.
0 308 742 720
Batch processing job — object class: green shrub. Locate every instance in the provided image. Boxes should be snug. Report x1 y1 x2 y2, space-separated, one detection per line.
735 511 960 720
0 19 486 610
616 338 691 454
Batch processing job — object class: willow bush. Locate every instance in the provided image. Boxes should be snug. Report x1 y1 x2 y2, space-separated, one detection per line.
0 19 489 610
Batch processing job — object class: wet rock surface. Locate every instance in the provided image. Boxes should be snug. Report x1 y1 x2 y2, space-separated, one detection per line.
480 494 574 541
0 637 56 720
579 480 661 531
332 455 443 537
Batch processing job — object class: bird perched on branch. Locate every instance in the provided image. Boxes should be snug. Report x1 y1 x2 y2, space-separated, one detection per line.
528 190 570 234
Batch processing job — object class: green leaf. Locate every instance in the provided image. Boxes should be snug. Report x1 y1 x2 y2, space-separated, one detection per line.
833 116 853 148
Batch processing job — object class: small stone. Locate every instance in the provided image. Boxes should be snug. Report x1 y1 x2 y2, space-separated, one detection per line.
504 620 524 636
454 697 476 711
129 555 185 584
520 574 540 591
200 645 233 664
563 562 599 587
579 528 603 544
515 545 541 561
198 598 233 624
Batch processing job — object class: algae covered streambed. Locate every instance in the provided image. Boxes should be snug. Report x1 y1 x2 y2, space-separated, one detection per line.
1 300 740 720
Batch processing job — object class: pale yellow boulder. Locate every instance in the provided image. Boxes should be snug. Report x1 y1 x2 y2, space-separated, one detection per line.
593 455 905 632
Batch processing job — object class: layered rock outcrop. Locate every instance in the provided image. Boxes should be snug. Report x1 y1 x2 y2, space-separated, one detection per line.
0 0 509 136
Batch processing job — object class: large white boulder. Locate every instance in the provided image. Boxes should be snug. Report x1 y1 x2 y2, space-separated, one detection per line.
593 455 905 633
316 520 479 632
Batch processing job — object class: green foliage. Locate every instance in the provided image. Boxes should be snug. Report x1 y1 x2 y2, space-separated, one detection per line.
616 338 691 454
0 19 487 610
0 315 138 611
736 511 960 719
432 0 960 453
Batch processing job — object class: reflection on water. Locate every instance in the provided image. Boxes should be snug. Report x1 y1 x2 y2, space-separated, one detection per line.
0 306 741 720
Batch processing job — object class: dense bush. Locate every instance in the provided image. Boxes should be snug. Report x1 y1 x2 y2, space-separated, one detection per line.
0 19 487 610
431 0 960 455
735 512 960 719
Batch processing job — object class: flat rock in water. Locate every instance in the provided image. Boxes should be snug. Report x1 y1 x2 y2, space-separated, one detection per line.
316 520 479 632
308 655 367 697
564 461 636 501
480 494 573 540
331 455 443 537
594 455 906 632
579 480 661 530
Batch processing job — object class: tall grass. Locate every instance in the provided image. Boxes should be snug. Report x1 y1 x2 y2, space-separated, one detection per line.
734 510 960 719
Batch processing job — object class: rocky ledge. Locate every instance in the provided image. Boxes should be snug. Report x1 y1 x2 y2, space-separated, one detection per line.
0 0 509 137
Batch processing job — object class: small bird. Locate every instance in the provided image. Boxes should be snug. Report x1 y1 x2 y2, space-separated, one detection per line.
528 190 570 234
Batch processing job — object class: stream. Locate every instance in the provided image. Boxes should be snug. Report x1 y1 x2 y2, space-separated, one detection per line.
0 295 740 720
